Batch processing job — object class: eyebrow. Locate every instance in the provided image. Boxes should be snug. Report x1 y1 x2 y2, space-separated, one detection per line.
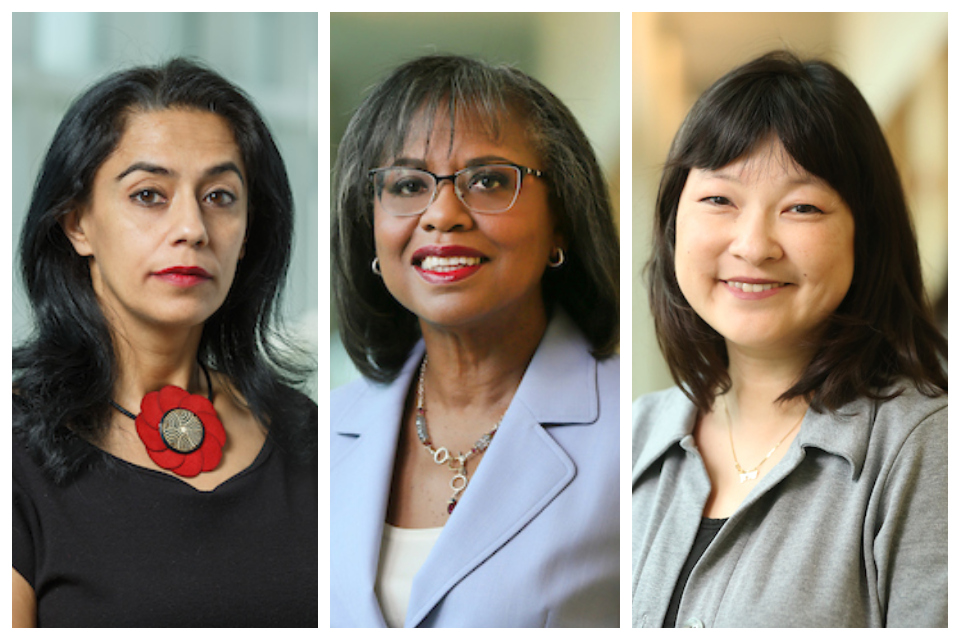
389 155 518 169
116 161 245 185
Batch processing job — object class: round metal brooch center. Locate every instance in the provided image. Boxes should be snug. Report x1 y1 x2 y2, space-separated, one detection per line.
159 408 205 453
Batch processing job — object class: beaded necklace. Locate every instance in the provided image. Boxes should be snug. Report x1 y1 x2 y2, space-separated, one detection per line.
415 357 502 514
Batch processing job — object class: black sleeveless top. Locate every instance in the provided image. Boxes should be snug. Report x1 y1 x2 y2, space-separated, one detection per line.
13 407 318 627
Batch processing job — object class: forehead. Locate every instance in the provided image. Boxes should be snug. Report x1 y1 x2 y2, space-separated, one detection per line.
108 108 243 170
390 105 538 166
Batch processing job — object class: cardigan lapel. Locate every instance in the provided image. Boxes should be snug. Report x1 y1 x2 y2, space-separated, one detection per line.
404 313 600 627
330 344 425 627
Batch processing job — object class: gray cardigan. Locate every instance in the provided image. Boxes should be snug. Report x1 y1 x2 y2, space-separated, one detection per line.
631 384 947 628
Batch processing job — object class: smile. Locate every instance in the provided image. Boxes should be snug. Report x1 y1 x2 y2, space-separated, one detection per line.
418 256 484 272
724 280 786 293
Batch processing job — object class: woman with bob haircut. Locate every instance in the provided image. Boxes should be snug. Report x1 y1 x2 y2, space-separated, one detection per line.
13 58 318 627
331 54 619 627
632 50 946 628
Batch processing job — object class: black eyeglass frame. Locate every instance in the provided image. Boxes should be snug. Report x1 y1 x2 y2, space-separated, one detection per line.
367 163 546 216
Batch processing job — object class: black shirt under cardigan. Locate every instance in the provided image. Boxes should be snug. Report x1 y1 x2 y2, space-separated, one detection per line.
13 408 318 627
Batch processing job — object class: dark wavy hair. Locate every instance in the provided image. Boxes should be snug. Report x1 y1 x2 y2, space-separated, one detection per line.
333 54 619 382
14 58 316 483
648 50 946 413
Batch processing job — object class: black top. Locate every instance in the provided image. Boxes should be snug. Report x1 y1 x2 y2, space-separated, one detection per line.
663 517 726 628
13 410 318 627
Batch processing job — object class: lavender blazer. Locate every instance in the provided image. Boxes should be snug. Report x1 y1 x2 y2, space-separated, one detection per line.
330 312 619 627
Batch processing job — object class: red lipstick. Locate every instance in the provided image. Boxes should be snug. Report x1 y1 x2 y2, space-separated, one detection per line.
412 245 487 284
152 266 213 288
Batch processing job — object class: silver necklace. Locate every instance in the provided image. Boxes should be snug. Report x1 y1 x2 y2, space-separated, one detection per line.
415 357 502 515
721 393 803 483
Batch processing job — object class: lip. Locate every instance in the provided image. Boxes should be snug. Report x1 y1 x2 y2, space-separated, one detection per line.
412 245 488 284
152 266 213 288
721 277 789 300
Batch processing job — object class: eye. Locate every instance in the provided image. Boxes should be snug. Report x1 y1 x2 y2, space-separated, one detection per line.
466 168 512 192
130 189 166 206
701 196 732 206
203 189 237 207
385 173 431 198
788 204 824 214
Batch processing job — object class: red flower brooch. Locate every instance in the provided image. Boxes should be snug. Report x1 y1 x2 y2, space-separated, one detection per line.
134 385 227 477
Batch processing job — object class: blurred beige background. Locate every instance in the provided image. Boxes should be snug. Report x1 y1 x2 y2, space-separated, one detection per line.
330 12 620 389
632 12 947 400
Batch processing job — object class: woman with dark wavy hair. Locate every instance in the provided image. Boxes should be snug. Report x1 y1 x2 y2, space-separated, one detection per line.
13 58 317 627
632 51 946 628
331 54 619 627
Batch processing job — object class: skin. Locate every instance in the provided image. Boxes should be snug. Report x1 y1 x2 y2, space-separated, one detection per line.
674 137 855 517
13 109 269 626
374 110 563 528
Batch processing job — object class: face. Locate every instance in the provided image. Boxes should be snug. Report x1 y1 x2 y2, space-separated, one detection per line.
372 110 562 334
64 109 248 334
674 138 855 358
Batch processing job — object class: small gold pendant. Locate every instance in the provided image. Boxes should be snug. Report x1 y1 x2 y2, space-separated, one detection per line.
739 470 758 483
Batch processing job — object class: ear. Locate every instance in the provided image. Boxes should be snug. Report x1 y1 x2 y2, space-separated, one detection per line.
60 208 94 257
552 227 567 253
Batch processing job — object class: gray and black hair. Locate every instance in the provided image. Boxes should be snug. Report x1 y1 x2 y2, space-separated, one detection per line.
333 54 619 382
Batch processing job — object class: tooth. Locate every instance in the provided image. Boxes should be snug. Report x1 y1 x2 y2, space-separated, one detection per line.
420 256 481 271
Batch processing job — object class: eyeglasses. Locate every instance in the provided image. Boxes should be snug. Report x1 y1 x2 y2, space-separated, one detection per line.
368 163 545 217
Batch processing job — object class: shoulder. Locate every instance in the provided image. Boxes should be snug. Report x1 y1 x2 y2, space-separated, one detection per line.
632 387 694 441
330 375 376 424
873 384 946 429
12 392 106 486
631 386 696 471
867 385 947 463
804 382 946 482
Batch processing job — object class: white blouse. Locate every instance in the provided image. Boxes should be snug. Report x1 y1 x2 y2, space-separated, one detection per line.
374 523 443 627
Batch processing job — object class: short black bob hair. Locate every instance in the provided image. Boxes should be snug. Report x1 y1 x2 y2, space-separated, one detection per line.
648 50 946 413
333 54 619 382
14 58 315 483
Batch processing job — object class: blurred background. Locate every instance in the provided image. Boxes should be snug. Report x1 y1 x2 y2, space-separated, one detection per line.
11 12 319 400
330 12 620 389
632 12 947 400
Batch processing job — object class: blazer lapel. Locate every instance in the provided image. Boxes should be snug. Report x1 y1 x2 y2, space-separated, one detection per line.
405 313 599 626
330 344 424 627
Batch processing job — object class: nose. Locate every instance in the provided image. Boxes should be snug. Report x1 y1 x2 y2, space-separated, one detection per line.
418 178 475 233
728 209 783 265
171 194 210 246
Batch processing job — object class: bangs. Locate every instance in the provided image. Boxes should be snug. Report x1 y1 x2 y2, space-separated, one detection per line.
671 70 855 203
366 58 524 166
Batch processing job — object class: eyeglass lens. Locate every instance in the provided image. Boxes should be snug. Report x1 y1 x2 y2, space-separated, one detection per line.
373 165 521 216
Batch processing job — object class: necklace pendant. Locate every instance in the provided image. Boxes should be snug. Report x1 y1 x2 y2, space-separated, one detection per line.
739 469 758 483
450 471 468 494
447 497 458 514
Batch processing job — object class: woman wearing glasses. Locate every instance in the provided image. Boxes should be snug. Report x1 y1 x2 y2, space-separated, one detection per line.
632 51 946 627
331 55 619 627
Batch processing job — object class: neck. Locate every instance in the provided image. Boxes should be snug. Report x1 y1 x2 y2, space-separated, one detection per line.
418 303 549 413
722 341 811 430
111 322 206 412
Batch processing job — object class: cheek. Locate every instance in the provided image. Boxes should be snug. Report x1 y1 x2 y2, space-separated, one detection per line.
673 214 704 284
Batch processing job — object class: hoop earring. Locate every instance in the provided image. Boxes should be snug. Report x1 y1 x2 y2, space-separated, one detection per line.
371 257 381 275
548 247 565 268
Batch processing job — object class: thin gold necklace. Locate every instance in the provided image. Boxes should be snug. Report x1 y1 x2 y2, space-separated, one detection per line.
721 394 804 483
